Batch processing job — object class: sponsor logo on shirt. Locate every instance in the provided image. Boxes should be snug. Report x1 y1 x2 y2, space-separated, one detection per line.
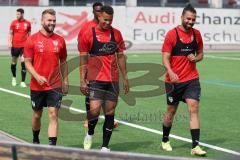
98 42 117 53
181 46 193 52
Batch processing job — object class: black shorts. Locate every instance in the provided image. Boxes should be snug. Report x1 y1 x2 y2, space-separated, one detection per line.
11 47 24 58
88 80 119 102
30 88 62 111
165 78 201 106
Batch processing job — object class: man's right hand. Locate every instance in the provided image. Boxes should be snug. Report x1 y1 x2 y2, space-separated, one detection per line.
8 43 12 49
35 75 47 85
168 70 179 83
80 80 88 95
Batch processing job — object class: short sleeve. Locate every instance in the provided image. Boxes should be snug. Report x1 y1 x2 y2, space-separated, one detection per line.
195 30 203 53
60 38 67 61
24 37 34 59
79 30 92 54
162 30 176 54
10 21 14 31
115 29 125 53
28 22 31 32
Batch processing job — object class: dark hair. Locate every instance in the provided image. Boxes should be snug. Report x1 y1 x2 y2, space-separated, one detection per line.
182 3 196 15
17 8 24 14
42 9 56 17
101 5 114 15
93 2 103 9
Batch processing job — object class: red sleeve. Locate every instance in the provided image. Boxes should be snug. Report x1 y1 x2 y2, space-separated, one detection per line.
79 29 92 54
24 37 34 59
10 21 14 31
28 21 31 32
114 29 125 53
162 29 176 54
78 22 91 52
77 29 81 52
60 38 67 60
77 25 86 52
195 29 203 53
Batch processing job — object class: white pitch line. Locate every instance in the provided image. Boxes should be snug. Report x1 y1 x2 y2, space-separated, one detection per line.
0 87 240 156
205 55 240 61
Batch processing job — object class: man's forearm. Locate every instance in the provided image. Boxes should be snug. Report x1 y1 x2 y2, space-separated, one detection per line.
8 34 13 46
25 58 39 79
117 54 128 79
195 52 204 62
60 60 69 84
80 54 88 83
162 52 173 73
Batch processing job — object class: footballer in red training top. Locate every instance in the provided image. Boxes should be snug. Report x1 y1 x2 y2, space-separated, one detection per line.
24 9 68 146
9 8 31 87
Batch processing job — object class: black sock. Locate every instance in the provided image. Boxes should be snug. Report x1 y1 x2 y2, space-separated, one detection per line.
85 96 90 112
191 129 200 148
32 129 40 143
88 118 98 135
21 62 26 82
162 124 172 142
102 115 114 148
11 64 16 77
49 137 57 146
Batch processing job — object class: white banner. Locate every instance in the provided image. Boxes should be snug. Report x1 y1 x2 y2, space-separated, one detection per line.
0 6 239 49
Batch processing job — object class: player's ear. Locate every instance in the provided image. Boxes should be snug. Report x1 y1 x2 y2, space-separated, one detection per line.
41 18 44 25
41 14 45 24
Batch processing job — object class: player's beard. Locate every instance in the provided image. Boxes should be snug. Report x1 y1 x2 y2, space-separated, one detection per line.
43 24 55 33
101 22 111 30
17 15 24 21
182 22 194 31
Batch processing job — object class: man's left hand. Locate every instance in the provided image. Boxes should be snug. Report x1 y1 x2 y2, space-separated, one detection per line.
123 78 129 94
187 53 196 62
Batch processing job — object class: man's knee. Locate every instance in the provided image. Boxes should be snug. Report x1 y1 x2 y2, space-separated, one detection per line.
48 109 58 120
33 111 42 120
167 105 177 115
187 100 199 113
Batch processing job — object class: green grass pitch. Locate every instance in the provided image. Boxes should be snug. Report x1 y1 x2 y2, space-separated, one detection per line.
0 52 240 159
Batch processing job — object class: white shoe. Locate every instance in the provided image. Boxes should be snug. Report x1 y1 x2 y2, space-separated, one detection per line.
100 147 110 152
83 134 93 150
20 82 27 88
191 145 207 156
161 141 172 151
12 77 17 86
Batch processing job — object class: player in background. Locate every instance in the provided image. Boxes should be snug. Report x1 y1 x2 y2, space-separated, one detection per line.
9 8 31 87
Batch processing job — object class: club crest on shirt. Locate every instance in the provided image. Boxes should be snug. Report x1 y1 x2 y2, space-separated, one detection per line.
53 40 59 46
53 40 59 53
37 41 44 53
24 23 28 29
